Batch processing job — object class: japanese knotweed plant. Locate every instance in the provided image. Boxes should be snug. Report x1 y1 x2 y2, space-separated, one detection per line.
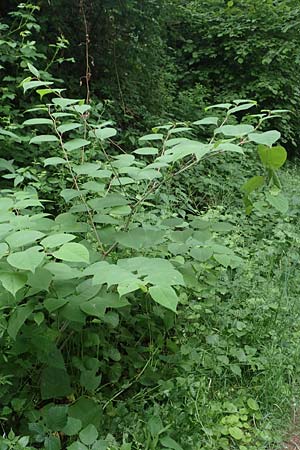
0 70 288 449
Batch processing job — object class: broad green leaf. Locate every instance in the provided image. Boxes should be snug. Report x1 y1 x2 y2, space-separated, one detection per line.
7 303 34 339
64 139 90 151
44 436 60 450
30 135 59 144
258 145 287 169
41 367 72 399
169 127 191 134
45 405 68 431
160 436 184 450
73 163 102 175
62 417 82 436
116 228 165 250
0 128 21 143
133 147 159 155
193 116 219 126
52 98 80 107
0 272 27 296
52 243 89 263
247 398 259 411
28 268 52 291
7 247 45 273
165 141 211 162
74 104 91 114
0 158 15 173
118 257 185 286
227 102 256 114
83 261 138 287
68 397 101 428
44 157 66 166
0 243 8 259
23 81 53 93
23 118 53 126
44 262 81 280
95 127 117 140
67 443 88 450
249 130 281 147
215 124 254 136
27 62 40 77
79 425 98 446
228 427 244 440
57 123 81 134
60 189 84 202
216 142 244 154
190 247 213 262
41 233 76 248
139 133 164 142
242 176 265 195
266 192 289 214
214 254 231 267
6 230 45 248
205 103 232 110
44 297 69 313
149 285 179 312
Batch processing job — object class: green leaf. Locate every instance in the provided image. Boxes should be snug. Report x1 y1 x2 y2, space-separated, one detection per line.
62 417 82 436
95 127 117 140
57 123 81 134
0 128 21 143
27 62 40 77
44 436 61 450
52 98 81 108
227 102 256 114
68 397 101 428
149 285 179 312
242 176 265 195
6 230 45 249
249 130 281 147
30 135 59 144
139 133 164 141
0 272 27 296
23 118 53 126
190 247 213 262
45 405 68 431
41 367 72 400
193 116 219 126
228 427 244 440
205 103 232 110
133 147 159 155
44 297 69 313
67 442 88 450
80 295 129 318
0 243 9 259
247 398 259 411
52 243 89 263
215 124 254 136
44 157 66 166
160 436 184 450
258 145 287 169
266 192 289 214
64 139 90 151
79 425 98 446
7 303 34 339
216 142 244 154
23 81 53 93
116 228 165 250
7 247 44 273
41 233 76 249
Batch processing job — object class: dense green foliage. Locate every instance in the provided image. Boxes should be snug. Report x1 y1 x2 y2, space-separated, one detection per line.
1 2 300 450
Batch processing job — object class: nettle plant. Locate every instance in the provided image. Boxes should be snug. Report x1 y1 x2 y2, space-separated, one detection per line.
0 69 287 448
